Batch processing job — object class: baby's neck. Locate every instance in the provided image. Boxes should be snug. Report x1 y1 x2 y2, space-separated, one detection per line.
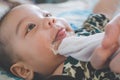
52 62 64 75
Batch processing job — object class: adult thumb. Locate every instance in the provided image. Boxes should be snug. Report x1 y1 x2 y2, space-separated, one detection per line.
102 23 119 49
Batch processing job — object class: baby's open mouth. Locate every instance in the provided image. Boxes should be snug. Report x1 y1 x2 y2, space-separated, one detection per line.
53 28 66 43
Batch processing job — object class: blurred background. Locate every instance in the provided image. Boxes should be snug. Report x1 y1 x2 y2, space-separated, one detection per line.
0 0 100 30
30 0 99 30
3 0 119 30
31 0 68 3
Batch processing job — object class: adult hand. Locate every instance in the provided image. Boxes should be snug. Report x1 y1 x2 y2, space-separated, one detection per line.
90 14 120 70
102 14 120 50
105 14 120 73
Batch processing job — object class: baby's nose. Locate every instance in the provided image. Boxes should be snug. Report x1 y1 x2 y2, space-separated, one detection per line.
43 17 56 29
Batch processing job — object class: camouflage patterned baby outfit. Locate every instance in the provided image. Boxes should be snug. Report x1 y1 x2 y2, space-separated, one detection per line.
75 14 109 36
62 14 120 80
63 56 120 80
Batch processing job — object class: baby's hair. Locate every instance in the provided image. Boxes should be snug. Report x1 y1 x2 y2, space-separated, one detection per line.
33 72 77 80
0 1 23 25
46 75 77 80
0 0 23 73
0 41 13 72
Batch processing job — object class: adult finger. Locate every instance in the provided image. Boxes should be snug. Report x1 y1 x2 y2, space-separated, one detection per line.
102 15 120 49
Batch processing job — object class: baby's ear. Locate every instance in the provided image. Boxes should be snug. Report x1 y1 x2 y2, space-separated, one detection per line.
10 62 34 80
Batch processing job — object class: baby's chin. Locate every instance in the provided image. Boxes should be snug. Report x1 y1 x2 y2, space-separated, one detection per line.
51 39 63 55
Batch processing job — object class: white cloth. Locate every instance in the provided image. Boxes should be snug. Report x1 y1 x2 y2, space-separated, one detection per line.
58 33 103 61
57 33 120 61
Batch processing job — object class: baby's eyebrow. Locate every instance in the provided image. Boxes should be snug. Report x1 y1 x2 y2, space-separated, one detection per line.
42 10 51 14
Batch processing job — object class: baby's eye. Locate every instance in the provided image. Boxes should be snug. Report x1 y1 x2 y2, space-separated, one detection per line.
45 13 52 17
27 23 36 33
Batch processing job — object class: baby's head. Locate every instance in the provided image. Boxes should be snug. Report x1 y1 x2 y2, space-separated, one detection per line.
0 2 70 79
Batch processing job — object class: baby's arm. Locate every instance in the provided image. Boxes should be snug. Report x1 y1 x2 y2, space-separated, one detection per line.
90 14 120 70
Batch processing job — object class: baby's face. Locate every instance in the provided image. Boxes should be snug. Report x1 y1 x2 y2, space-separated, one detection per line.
1 4 68 75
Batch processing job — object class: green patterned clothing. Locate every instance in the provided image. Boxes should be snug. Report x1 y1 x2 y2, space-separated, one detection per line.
63 56 120 80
